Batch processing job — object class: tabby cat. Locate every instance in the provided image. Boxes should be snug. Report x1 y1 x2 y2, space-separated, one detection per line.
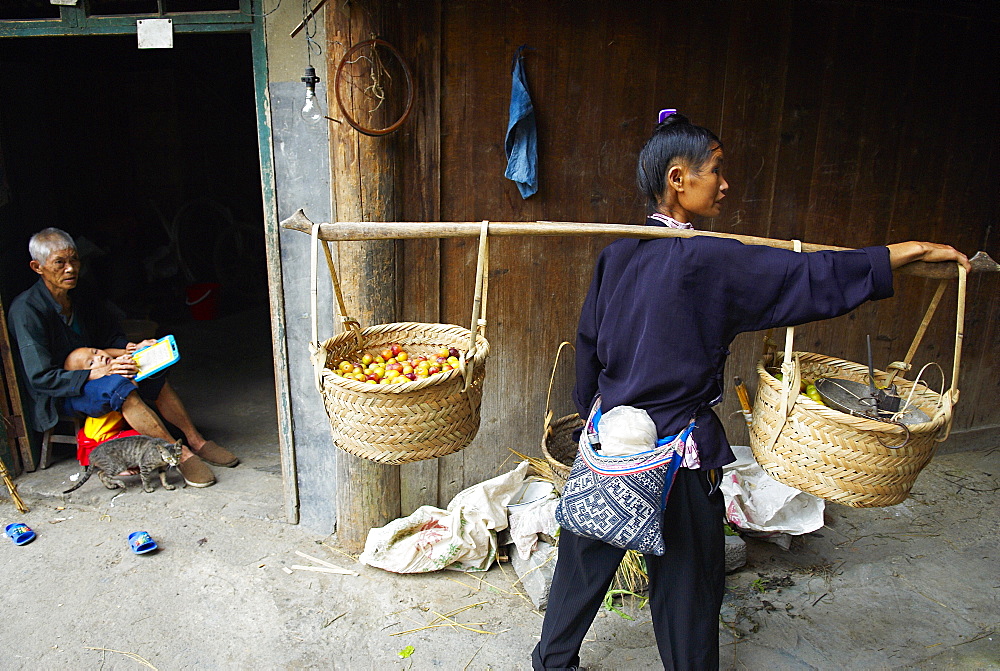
63 436 183 494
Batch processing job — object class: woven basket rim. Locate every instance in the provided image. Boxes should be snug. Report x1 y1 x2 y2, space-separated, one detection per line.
321 321 490 395
755 352 950 435
541 412 582 477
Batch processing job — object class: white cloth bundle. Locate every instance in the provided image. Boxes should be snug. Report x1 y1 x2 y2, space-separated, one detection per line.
597 405 658 456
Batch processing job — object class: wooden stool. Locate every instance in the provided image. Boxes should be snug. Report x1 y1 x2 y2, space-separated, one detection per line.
40 416 82 469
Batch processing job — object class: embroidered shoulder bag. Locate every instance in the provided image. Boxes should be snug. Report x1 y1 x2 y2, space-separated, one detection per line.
555 400 696 556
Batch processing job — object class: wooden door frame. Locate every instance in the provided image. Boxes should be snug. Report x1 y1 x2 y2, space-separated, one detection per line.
0 0 298 522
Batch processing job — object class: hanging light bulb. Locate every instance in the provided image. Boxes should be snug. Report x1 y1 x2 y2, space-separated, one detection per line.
300 66 324 126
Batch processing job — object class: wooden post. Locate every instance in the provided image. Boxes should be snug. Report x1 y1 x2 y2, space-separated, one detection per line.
326 0 401 552
0 292 32 472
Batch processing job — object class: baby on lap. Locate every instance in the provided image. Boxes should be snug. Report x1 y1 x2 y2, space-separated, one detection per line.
64 346 130 376
64 347 139 468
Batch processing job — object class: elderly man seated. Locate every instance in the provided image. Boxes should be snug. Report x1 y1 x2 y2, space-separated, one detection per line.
8 227 238 487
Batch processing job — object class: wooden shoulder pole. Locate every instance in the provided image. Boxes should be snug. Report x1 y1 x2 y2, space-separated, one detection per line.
327 2 400 553
280 212 997 280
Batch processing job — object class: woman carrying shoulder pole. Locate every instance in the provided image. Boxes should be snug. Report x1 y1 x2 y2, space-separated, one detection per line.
532 111 969 670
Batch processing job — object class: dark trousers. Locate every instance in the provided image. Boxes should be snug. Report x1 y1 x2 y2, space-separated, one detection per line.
532 467 725 671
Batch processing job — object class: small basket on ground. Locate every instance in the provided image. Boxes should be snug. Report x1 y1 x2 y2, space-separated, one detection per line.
309 222 491 465
749 265 967 508
541 341 583 492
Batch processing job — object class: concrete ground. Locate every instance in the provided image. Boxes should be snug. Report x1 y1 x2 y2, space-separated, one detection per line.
1 308 998 670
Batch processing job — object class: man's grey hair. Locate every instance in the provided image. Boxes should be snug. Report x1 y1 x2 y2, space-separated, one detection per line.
28 228 76 265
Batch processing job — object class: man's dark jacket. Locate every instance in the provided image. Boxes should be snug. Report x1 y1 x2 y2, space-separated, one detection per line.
8 279 127 432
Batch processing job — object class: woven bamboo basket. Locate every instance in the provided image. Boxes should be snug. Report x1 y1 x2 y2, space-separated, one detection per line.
749 266 966 508
541 341 583 492
318 324 489 464
309 222 491 465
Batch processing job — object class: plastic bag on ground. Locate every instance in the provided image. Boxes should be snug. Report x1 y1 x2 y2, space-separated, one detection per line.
722 445 825 535
506 479 559 560
359 461 529 573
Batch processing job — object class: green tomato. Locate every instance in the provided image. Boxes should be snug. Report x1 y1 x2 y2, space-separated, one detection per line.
805 384 824 405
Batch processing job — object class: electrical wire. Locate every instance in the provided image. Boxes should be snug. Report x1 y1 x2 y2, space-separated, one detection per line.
302 0 323 66
241 0 283 18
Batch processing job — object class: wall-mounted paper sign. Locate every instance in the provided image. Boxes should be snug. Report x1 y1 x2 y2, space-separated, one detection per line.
137 19 173 49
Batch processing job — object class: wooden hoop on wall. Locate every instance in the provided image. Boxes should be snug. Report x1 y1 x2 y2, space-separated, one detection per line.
334 38 415 137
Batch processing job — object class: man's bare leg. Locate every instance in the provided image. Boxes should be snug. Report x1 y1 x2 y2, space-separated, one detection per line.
121 391 196 461
152 381 206 452
152 381 237 468
121 390 215 486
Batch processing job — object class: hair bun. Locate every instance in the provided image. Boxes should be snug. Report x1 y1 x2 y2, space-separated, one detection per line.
657 111 690 129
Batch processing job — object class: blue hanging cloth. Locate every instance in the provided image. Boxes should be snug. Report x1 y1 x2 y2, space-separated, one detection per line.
504 45 538 199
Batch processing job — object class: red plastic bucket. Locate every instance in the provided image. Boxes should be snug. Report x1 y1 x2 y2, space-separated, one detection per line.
185 283 220 320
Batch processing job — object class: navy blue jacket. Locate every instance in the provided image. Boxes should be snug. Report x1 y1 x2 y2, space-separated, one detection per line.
573 217 894 469
8 279 128 432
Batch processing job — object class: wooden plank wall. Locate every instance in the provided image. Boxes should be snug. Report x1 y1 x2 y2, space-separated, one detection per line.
381 0 999 510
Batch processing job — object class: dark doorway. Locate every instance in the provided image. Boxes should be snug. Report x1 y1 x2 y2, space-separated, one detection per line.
0 32 267 322
0 33 278 474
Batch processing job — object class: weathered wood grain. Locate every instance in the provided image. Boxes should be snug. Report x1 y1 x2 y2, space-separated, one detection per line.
315 0 998 512
0 292 31 472
396 0 444 514
326 1 401 550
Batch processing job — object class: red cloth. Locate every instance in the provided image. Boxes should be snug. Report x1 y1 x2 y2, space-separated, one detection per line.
76 428 142 466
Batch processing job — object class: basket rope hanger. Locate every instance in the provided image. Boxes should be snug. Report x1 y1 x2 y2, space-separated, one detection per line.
310 222 363 392
281 210 1000 281
768 240 967 438
460 220 490 393
309 220 490 396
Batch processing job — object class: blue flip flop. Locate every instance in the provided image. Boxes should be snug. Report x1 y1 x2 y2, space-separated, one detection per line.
5 522 36 545
128 531 158 554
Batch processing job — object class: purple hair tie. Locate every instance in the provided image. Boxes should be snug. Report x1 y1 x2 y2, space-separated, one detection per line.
658 108 678 123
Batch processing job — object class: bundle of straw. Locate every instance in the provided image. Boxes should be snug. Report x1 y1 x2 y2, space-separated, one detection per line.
613 550 649 594
604 550 649 618
0 454 28 513
508 448 561 484
507 449 649 615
